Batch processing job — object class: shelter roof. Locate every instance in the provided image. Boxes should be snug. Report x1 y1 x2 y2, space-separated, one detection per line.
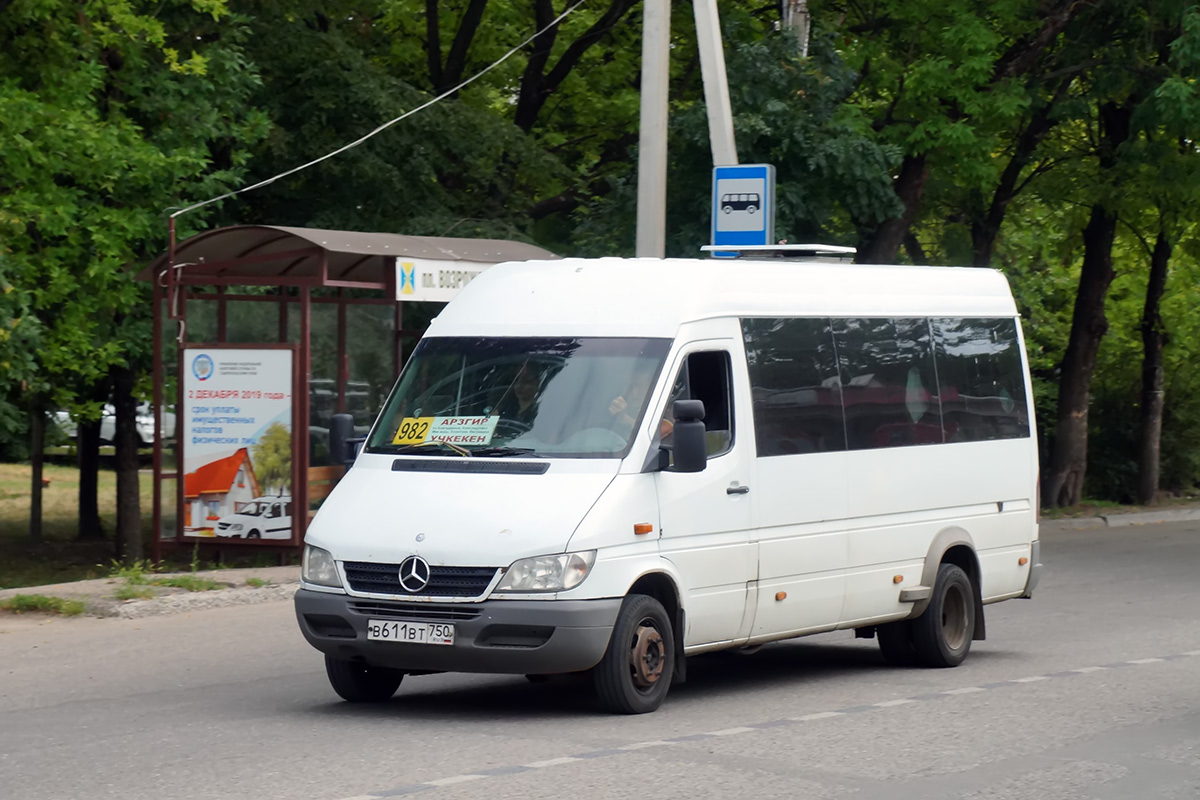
140 225 556 288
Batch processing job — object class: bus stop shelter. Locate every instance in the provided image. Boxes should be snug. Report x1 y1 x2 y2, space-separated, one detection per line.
140 225 555 562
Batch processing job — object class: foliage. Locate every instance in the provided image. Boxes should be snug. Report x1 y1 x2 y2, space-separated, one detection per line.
4 0 1200 506
252 422 293 493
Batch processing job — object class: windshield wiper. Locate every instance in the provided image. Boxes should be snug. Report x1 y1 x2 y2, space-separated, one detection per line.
472 446 543 458
390 441 471 457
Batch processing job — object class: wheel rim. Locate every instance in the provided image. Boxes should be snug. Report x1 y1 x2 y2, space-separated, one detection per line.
942 584 969 650
629 618 666 690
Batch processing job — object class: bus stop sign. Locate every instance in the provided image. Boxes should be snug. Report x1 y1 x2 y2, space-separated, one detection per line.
711 164 775 253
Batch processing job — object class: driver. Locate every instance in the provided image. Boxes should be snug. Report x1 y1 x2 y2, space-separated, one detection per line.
493 365 542 428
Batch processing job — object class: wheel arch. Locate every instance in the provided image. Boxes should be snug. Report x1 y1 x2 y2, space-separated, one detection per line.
912 526 986 641
627 570 687 684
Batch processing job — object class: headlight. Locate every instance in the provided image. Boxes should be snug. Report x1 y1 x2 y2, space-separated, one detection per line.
495 551 596 593
302 545 342 588
229 523 243 531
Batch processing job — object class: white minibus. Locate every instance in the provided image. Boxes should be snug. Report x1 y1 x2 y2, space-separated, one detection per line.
294 254 1042 713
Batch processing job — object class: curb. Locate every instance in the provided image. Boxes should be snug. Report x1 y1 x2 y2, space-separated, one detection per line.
1042 508 1200 532
109 583 298 619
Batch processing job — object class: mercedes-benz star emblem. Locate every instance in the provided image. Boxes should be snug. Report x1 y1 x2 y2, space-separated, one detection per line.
397 556 431 593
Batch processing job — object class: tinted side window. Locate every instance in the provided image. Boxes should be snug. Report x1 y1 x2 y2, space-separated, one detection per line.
834 318 942 450
742 318 845 457
931 318 1030 442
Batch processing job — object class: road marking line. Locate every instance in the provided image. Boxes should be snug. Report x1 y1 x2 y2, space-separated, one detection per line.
791 711 844 721
326 647 1200 800
523 757 581 769
425 775 483 787
618 740 674 750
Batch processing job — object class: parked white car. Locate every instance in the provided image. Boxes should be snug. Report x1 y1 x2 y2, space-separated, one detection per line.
53 403 175 445
216 496 294 540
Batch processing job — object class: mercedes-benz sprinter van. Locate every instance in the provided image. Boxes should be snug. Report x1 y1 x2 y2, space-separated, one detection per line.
294 255 1042 714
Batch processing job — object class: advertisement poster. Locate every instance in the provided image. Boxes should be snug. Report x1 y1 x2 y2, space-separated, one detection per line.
182 348 294 540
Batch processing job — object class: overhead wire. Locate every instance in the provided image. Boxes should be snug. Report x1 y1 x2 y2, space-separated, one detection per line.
169 0 590 220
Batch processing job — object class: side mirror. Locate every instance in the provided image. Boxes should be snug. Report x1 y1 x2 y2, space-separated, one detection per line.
670 399 707 473
329 413 356 467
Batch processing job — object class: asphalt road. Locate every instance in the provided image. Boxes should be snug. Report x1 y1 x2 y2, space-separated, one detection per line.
2 522 1199 800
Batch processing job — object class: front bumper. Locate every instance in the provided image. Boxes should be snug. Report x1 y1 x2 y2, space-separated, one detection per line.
294 588 621 674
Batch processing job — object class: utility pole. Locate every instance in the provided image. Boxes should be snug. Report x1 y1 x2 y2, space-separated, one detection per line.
635 0 740 256
782 0 811 57
693 0 738 166
635 0 670 258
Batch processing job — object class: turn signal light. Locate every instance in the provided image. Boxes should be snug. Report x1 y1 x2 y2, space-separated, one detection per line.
893 575 904 584
775 591 787 601
633 523 654 536
1019 557 1029 566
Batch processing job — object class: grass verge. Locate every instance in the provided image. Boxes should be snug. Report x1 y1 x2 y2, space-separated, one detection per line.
0 594 86 616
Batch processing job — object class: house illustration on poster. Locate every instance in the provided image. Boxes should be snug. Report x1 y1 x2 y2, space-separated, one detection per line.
184 448 261 536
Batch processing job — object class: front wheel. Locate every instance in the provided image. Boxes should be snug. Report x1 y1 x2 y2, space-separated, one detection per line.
911 564 976 667
324 656 404 702
593 594 674 714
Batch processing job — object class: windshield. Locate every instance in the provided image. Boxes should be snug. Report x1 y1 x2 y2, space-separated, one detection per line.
239 502 266 517
366 337 671 458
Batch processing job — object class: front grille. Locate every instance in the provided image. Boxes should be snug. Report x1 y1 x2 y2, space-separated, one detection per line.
348 601 483 621
343 562 499 597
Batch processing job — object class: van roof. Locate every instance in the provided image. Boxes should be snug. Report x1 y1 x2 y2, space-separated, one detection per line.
429 257 1019 339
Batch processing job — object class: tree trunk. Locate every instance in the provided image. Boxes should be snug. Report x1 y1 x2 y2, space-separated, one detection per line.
970 79 1069 267
29 402 44 543
1136 229 1171 505
1043 101 1131 508
113 365 142 564
856 154 929 264
1044 204 1118 507
77 416 104 540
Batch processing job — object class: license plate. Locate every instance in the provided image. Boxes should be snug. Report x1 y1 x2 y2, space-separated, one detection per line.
366 619 455 645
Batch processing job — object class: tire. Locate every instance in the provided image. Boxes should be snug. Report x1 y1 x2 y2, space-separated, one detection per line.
877 621 917 666
324 656 403 702
911 564 975 668
247 530 261 539
593 594 674 714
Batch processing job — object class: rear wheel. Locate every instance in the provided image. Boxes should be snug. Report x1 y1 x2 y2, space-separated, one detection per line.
324 656 404 702
593 594 674 714
911 564 975 667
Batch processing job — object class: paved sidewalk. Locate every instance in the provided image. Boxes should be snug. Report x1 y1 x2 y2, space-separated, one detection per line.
0 565 299 619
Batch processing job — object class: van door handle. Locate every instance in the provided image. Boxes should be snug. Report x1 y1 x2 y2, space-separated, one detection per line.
726 483 750 495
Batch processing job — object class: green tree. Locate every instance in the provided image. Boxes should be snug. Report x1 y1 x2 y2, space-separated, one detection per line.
252 422 293 495
1 0 269 555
